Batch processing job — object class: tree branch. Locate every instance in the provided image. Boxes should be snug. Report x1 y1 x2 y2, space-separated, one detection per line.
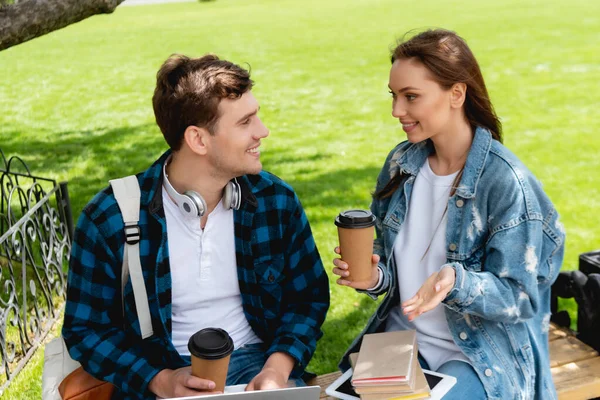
0 0 125 51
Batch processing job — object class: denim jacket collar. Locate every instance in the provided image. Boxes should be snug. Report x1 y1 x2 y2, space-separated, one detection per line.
394 126 493 199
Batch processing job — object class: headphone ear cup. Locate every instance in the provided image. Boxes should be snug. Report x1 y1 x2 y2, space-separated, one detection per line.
223 180 242 210
231 180 241 210
183 191 206 217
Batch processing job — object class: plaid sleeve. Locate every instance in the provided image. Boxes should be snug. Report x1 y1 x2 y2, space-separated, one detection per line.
62 205 161 398
265 194 330 371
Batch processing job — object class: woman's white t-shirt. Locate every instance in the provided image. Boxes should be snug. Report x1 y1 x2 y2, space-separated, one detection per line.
385 158 470 371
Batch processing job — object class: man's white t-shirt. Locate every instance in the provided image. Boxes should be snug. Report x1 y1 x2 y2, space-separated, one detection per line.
163 189 261 356
386 159 470 371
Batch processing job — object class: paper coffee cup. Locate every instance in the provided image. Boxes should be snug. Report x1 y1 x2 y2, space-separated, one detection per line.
335 209 376 282
188 328 234 392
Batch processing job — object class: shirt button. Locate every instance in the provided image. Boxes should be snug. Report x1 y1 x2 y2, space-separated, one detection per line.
449 243 457 251
456 199 464 208
485 369 493 377
268 274 275 283
459 332 468 340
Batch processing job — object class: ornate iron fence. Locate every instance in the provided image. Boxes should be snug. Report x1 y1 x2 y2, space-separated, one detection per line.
0 149 73 394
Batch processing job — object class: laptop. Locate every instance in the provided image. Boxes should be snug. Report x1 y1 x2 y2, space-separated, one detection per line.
161 385 321 400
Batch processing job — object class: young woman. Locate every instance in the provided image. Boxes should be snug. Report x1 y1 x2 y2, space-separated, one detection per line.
333 29 565 400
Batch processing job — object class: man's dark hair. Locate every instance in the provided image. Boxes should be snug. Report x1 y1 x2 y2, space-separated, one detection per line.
152 54 254 150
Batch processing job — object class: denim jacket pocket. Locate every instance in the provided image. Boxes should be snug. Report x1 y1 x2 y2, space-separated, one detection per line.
254 256 285 319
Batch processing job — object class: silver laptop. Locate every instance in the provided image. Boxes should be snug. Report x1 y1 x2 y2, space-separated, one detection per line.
162 385 321 400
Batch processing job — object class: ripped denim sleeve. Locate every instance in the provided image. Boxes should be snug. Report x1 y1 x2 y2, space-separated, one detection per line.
443 217 562 324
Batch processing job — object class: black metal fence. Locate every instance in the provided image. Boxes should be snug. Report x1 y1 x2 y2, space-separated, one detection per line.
0 149 73 394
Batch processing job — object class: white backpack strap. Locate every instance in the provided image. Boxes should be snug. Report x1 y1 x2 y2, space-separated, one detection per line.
109 176 153 339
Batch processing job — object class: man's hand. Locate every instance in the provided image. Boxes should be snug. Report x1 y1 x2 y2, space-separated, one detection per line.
149 367 219 398
246 352 294 391
333 247 380 290
245 367 288 391
402 266 456 321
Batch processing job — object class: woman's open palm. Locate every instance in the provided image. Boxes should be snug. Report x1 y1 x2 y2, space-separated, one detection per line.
401 266 456 321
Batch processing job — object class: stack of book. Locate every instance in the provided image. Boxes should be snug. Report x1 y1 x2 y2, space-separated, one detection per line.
350 330 431 400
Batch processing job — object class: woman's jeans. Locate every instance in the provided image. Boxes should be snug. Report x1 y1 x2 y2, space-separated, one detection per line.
419 355 486 399
226 343 306 388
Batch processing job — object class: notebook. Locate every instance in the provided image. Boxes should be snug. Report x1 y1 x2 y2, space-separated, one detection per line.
358 364 430 399
348 351 427 396
352 330 417 387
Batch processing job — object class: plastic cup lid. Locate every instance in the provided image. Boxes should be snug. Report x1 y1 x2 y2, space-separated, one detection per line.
335 209 376 229
188 328 234 360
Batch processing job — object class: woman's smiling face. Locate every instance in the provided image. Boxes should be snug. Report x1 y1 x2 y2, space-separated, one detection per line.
388 57 455 143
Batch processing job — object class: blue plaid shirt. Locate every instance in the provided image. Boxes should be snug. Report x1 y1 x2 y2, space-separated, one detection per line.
62 151 329 399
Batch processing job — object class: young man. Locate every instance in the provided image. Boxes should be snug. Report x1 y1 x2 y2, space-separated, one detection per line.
62 54 330 399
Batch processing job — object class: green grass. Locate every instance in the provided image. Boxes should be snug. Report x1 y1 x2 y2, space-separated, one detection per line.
1 0 599 397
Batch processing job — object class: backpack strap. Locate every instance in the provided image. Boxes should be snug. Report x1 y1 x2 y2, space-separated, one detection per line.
109 176 153 339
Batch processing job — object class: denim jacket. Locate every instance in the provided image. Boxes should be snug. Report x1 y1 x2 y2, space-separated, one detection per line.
340 128 565 400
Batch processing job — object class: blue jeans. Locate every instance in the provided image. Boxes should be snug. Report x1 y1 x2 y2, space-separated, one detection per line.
418 355 486 399
226 343 306 387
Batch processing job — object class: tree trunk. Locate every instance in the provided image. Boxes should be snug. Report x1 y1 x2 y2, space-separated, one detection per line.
0 0 125 51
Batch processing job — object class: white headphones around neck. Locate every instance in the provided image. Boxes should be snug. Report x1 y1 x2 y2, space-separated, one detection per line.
162 160 242 218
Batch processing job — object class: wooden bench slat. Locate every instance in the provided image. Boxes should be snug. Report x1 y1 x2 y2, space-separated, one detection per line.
550 336 599 368
549 323 570 341
307 372 342 399
552 356 600 400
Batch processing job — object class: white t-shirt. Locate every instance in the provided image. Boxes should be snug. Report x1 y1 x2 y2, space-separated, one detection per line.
163 189 261 356
385 159 470 371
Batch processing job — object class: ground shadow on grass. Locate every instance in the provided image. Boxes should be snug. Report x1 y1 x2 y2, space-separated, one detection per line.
0 123 166 216
288 167 380 222
262 148 382 226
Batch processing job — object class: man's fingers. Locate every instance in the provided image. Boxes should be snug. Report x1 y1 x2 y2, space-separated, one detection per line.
255 380 279 391
180 388 221 397
371 254 380 264
332 267 349 277
185 376 216 391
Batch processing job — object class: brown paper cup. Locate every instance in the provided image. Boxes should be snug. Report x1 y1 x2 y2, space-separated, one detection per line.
337 225 375 282
191 354 231 392
335 210 376 283
188 328 234 393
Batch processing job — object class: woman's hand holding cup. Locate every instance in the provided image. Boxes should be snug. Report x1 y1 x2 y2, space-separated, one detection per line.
334 209 377 289
333 246 380 290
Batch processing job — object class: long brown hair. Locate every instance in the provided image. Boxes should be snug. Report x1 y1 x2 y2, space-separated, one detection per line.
375 29 502 199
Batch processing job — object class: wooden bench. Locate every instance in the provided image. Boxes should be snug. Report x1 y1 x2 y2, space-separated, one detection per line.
309 323 600 399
